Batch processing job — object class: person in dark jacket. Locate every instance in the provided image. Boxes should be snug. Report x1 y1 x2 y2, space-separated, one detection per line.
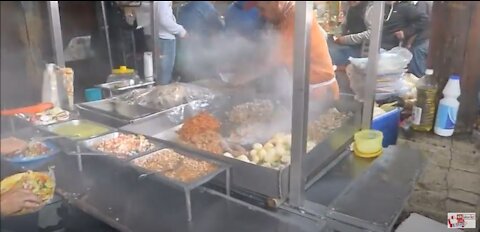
382 1 429 49
328 1 372 65
408 1 433 77
382 1 429 77
175 1 223 82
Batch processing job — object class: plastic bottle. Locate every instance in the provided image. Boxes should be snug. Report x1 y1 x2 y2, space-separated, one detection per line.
41 63 60 107
434 75 461 137
412 69 437 131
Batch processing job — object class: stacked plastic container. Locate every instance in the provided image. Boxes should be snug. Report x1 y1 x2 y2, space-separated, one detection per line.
346 47 413 102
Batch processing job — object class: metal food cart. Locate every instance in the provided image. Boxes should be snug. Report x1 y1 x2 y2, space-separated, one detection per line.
6 2 425 232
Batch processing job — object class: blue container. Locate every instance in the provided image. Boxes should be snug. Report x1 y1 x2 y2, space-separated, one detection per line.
372 108 401 147
3 140 60 170
85 88 103 102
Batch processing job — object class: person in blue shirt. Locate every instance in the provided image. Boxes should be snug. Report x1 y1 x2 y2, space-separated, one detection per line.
175 1 223 82
224 1 265 40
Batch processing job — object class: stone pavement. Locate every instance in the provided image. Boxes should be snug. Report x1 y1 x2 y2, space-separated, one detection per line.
398 132 480 229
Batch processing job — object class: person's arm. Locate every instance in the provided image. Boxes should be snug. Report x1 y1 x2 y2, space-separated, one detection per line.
401 4 429 39
157 2 187 37
339 4 373 45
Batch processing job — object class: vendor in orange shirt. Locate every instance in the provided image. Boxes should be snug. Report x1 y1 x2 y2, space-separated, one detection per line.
246 1 339 101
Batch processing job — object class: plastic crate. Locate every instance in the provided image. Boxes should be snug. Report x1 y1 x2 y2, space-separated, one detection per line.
372 107 401 147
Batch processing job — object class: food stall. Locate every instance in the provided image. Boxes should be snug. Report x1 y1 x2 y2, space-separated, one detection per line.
1 2 425 232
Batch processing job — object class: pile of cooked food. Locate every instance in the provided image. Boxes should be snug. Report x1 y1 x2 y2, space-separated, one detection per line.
227 99 274 124
226 99 293 146
131 149 217 183
177 112 224 154
94 133 155 159
22 107 70 126
308 108 352 142
224 133 316 170
0 170 55 215
0 137 49 159
23 142 49 158
171 101 351 170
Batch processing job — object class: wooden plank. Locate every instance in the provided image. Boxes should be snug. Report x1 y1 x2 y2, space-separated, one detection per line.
429 1 479 133
457 2 480 132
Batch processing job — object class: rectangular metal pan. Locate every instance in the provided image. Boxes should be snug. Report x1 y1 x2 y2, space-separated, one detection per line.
79 131 163 161
43 119 115 141
129 147 229 191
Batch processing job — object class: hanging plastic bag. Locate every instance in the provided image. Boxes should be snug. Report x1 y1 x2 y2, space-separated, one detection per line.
348 47 413 75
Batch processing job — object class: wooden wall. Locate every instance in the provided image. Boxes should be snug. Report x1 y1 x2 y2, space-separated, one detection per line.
0 1 49 109
429 1 480 133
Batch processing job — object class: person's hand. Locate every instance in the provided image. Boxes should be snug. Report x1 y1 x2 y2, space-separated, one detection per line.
334 36 347 45
394 30 405 40
0 187 42 216
405 35 417 49
179 31 188 39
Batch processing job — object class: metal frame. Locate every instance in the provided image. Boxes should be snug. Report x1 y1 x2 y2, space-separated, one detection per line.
151 1 160 81
47 1 65 67
289 1 313 208
287 0 385 218
361 2 385 129
100 1 113 70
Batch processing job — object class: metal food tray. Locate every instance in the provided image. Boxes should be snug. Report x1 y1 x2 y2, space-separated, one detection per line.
76 99 162 128
77 98 214 128
129 147 230 221
96 80 154 97
43 119 115 141
77 99 159 120
129 148 229 191
79 131 163 161
122 94 361 200
14 110 77 127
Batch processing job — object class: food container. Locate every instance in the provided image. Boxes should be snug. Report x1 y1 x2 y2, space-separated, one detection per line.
0 168 56 215
129 148 230 221
354 130 383 155
2 140 60 170
80 132 160 161
130 148 223 185
107 66 140 83
44 119 114 141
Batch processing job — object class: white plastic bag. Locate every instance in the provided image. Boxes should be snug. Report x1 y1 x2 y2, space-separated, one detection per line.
349 47 413 75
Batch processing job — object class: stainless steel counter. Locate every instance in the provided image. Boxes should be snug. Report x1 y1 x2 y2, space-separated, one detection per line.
47 143 424 232
52 154 327 232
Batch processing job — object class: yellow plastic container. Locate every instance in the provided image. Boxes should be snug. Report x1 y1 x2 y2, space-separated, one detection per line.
112 66 134 74
354 130 383 155
353 144 383 158
107 66 139 83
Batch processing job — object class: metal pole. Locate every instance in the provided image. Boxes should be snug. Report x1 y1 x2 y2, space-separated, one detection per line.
47 1 65 67
101 1 113 70
131 31 137 71
288 1 313 208
151 1 160 82
361 1 385 129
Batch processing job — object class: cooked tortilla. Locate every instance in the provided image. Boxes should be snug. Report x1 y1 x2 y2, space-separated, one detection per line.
0 171 55 215
1 137 28 155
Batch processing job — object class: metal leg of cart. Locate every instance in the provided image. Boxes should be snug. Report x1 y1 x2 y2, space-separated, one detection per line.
225 168 231 196
76 144 83 172
185 189 192 222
